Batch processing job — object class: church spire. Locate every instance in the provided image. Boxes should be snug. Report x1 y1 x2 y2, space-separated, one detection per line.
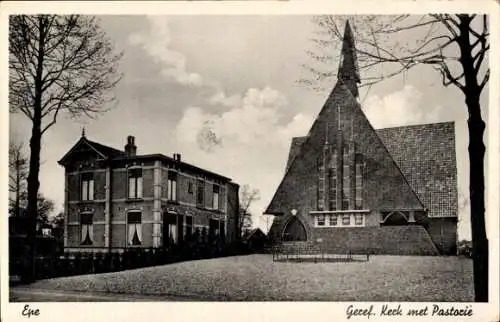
338 20 361 99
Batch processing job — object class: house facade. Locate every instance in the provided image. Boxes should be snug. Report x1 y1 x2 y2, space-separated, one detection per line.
266 22 458 255
58 134 240 253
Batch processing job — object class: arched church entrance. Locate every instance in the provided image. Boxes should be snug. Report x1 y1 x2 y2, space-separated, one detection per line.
282 216 307 241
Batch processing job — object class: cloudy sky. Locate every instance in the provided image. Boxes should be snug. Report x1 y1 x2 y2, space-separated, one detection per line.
9 15 491 240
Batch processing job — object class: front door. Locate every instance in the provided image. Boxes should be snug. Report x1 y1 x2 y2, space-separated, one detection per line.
282 216 307 241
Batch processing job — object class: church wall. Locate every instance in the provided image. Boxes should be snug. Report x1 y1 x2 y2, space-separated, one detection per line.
426 217 458 255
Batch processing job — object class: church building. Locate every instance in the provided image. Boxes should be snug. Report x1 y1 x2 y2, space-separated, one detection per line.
265 22 458 255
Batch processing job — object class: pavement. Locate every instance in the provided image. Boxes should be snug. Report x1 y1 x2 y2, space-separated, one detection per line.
9 287 195 302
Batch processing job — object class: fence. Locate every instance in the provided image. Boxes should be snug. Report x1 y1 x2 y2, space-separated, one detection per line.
10 239 250 283
271 241 370 263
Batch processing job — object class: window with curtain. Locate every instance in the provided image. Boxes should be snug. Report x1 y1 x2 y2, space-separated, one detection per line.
128 168 143 199
127 212 142 246
80 213 93 245
81 173 94 201
197 179 204 206
168 171 177 201
213 185 220 210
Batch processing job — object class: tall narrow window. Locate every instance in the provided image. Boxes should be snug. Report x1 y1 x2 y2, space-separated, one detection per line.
213 185 220 210
328 151 337 210
128 169 143 199
317 156 325 210
127 212 142 246
80 213 93 245
167 171 177 201
81 173 94 201
342 146 350 210
197 179 204 206
165 214 177 244
355 161 363 209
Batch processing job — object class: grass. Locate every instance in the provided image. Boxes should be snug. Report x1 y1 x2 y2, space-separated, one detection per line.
26 254 474 301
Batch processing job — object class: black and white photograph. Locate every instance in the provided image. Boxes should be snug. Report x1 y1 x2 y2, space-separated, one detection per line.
1 1 499 321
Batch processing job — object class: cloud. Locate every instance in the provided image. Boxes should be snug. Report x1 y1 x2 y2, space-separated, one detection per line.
363 85 443 128
129 17 205 88
175 87 314 230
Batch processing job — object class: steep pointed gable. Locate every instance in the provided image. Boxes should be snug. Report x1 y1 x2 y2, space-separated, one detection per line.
338 20 360 98
265 82 424 215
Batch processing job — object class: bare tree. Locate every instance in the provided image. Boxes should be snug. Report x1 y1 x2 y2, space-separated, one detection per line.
9 15 122 282
239 184 260 237
9 138 29 217
301 15 489 301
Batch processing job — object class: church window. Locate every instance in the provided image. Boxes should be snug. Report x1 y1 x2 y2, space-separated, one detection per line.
342 146 350 209
328 151 337 210
329 214 338 226
317 215 326 226
355 160 363 209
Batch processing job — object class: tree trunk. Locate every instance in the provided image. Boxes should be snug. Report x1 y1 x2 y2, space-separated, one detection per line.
467 93 488 302
457 15 488 302
24 17 45 283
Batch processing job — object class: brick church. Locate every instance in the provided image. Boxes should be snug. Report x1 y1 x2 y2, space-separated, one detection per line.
266 21 458 255
58 134 240 253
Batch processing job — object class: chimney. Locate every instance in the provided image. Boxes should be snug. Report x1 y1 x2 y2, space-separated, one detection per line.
173 153 181 162
125 135 137 157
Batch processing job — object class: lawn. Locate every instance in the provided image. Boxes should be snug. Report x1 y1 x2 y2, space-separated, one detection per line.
26 254 474 301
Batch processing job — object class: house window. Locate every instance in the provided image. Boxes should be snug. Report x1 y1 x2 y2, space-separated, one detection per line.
355 214 364 226
213 185 220 210
185 215 193 238
329 214 338 226
167 171 177 201
188 181 193 194
127 212 142 246
165 214 178 244
80 213 93 245
342 147 350 210
317 215 326 227
197 179 204 205
81 173 94 201
342 214 351 226
355 161 363 209
128 168 143 199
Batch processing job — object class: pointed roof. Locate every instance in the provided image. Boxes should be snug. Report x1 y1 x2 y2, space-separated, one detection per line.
338 20 361 98
265 82 425 215
58 136 126 166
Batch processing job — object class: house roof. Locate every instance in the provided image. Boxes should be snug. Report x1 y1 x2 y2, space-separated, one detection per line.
376 122 458 218
58 137 232 182
58 137 126 165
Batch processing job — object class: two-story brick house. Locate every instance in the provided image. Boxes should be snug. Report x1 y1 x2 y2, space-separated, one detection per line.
266 21 458 255
58 134 240 253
